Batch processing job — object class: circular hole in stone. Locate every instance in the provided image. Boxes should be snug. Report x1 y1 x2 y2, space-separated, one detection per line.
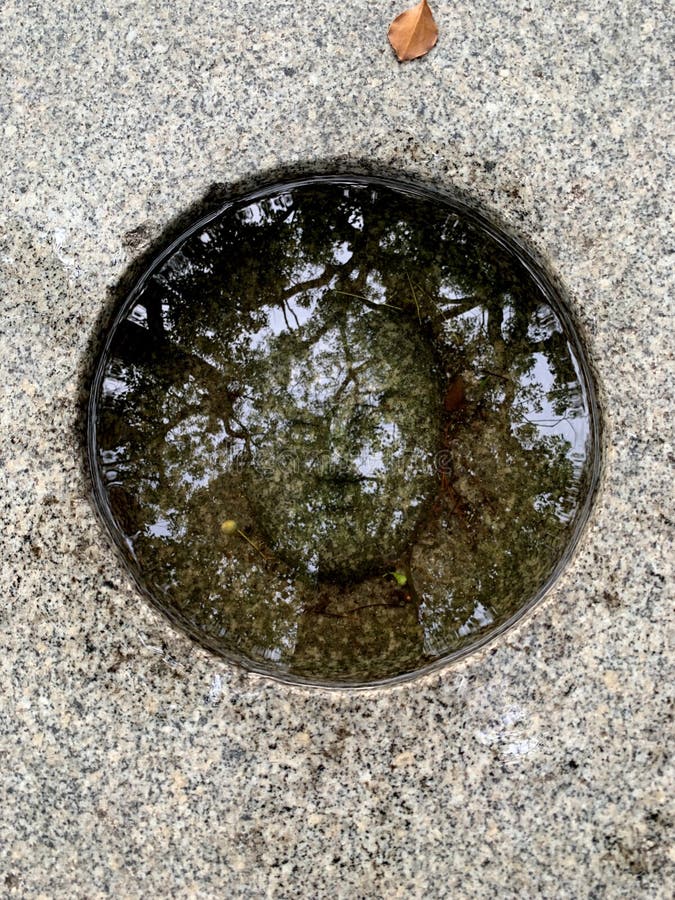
88 174 601 686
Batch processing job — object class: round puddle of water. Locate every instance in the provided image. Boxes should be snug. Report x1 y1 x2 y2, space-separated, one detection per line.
88 175 601 686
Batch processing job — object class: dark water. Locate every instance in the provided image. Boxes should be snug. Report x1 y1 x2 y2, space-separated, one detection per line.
89 176 600 686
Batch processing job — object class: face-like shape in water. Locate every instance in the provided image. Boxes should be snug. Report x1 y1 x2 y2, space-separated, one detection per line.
237 297 442 580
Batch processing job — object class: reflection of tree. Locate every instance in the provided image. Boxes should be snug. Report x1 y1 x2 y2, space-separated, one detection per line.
415 361 578 657
94 179 593 683
239 296 441 582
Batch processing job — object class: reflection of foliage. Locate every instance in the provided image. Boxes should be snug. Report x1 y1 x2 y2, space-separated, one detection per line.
239 297 441 580
94 179 593 683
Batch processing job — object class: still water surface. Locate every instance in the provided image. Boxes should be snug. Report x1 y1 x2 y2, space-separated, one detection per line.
89 176 600 685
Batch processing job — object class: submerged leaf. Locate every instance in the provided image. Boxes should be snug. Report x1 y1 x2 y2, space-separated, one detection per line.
388 0 439 62
390 569 408 586
444 376 466 412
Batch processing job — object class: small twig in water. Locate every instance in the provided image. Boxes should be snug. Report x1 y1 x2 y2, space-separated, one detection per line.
406 273 422 323
331 289 402 311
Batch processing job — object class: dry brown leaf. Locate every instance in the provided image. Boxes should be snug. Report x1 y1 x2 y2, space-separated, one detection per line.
388 0 438 62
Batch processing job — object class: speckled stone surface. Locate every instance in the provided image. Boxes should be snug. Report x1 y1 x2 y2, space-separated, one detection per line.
0 0 673 896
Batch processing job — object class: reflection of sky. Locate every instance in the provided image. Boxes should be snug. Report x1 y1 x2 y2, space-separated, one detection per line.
457 601 494 637
444 307 487 341
332 241 353 265
366 272 387 303
165 416 236 498
129 303 148 328
527 305 559 341
102 372 129 399
438 282 473 302
289 260 323 288
348 210 364 230
147 515 180 538
514 352 589 465
421 597 495 652
235 194 294 227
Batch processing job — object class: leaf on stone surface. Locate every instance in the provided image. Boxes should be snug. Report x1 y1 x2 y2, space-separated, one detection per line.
388 0 438 62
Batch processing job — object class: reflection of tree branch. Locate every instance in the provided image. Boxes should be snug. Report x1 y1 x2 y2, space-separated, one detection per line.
285 299 300 330
113 319 247 436
487 302 503 349
332 361 369 404
478 368 510 382
332 290 401 313
279 265 340 302
279 300 291 331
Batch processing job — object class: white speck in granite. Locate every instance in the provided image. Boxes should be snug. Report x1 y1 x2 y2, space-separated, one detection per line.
0 0 673 896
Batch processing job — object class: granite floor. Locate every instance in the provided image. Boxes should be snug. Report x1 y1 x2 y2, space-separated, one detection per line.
0 0 673 896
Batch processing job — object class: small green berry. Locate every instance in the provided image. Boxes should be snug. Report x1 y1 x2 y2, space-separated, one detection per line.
221 519 238 535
